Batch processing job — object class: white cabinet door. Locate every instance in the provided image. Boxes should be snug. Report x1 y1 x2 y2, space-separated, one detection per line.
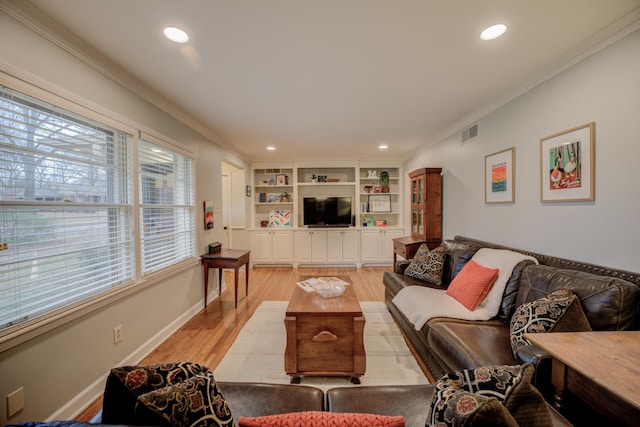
327 230 358 262
271 231 293 263
359 230 382 262
251 230 273 263
294 230 326 263
381 229 404 262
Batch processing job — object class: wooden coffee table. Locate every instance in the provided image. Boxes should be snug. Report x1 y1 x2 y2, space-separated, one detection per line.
284 276 366 384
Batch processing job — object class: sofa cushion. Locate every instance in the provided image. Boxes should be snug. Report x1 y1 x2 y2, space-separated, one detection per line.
510 289 592 358
102 362 209 425
404 244 445 285
238 411 405 426
427 320 515 371
428 364 552 427
133 370 234 427
515 264 640 330
446 260 499 310
497 259 537 325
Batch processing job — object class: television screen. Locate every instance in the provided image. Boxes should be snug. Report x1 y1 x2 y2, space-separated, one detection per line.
303 197 352 227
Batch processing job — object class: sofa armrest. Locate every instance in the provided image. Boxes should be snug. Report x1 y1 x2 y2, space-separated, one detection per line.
396 259 411 274
516 344 554 400
217 382 324 419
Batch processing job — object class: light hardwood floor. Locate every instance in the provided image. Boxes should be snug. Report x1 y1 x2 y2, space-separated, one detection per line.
76 266 396 421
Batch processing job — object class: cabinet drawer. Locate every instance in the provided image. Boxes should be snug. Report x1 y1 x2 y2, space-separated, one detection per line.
296 316 354 372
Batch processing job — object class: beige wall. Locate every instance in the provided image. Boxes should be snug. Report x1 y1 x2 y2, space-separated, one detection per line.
0 9 249 424
404 27 640 272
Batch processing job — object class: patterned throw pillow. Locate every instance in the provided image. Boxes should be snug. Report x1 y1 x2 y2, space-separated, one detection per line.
404 244 446 285
428 390 518 427
134 370 234 427
238 411 405 427
510 289 592 358
428 364 552 427
102 362 210 425
445 260 499 310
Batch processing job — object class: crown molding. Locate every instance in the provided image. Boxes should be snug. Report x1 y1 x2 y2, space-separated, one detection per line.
0 0 246 161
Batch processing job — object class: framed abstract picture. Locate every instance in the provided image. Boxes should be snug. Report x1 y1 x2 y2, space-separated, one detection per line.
485 147 515 204
269 210 291 227
540 122 595 202
203 200 214 229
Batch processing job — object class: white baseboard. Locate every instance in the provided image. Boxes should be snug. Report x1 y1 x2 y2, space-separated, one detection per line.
47 299 205 421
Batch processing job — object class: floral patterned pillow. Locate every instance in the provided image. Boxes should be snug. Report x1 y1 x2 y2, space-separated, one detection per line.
404 244 446 285
510 289 592 358
428 364 552 427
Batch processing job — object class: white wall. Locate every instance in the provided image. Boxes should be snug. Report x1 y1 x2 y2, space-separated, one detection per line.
405 28 640 272
0 9 249 424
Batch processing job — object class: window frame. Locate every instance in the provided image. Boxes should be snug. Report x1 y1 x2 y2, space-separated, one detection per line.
0 74 199 353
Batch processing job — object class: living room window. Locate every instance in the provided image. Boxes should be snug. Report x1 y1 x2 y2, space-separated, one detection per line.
0 85 135 333
138 137 195 275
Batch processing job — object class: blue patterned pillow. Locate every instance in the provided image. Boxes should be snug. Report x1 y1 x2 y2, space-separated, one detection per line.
404 244 445 285
134 370 234 427
428 364 552 427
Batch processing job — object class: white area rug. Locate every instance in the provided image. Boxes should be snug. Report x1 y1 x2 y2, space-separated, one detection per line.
214 301 429 389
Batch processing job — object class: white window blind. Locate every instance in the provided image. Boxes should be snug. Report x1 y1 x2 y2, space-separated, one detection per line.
0 86 134 332
138 139 195 275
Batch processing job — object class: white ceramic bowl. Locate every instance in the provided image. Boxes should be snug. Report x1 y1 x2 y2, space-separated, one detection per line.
315 283 346 298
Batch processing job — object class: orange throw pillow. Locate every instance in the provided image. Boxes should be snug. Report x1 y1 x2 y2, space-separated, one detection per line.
238 411 405 427
446 260 499 311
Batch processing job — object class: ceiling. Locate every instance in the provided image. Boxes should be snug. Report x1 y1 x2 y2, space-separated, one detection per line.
24 0 640 162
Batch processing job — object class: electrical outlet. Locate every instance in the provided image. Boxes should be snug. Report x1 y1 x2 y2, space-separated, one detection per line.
113 325 123 344
7 387 25 418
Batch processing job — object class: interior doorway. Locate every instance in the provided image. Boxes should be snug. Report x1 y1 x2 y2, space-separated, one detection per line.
221 161 248 249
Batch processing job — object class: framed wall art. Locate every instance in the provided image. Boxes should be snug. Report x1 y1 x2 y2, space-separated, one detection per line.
540 122 595 202
485 147 515 204
203 200 214 230
276 174 286 185
368 194 391 212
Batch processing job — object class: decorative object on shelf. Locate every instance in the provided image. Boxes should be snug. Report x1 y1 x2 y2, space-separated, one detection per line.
276 174 286 185
267 193 280 203
374 186 382 193
279 191 291 202
268 177 276 185
311 174 317 183
364 183 374 193
317 175 327 182
246 185 252 197
260 220 269 228
540 122 595 202
327 178 340 182
367 170 378 178
269 210 291 227
380 170 390 193
363 215 376 227
203 200 214 230
376 220 387 227
484 147 515 204
259 193 266 202
369 194 392 212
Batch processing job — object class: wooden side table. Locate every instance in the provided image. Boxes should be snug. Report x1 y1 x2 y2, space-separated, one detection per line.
201 249 250 308
392 236 425 269
526 331 640 426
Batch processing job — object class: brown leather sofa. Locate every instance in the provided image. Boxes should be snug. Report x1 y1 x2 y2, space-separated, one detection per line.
10 382 573 427
383 236 640 423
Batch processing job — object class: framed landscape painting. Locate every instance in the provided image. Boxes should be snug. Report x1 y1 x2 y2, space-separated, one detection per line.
540 122 595 202
485 147 515 204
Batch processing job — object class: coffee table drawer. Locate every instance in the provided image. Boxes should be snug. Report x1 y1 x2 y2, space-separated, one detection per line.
296 316 354 372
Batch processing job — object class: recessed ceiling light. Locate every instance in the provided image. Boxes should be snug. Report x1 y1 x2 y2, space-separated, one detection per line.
163 27 189 43
378 144 388 150
266 146 276 151
480 24 507 41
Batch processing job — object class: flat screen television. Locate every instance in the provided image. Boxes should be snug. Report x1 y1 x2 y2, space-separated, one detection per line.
303 197 352 227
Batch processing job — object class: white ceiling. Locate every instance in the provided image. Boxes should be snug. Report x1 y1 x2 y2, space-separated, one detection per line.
25 0 640 162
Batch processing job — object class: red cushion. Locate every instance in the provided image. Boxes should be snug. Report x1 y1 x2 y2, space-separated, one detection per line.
446 260 499 310
238 411 405 426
